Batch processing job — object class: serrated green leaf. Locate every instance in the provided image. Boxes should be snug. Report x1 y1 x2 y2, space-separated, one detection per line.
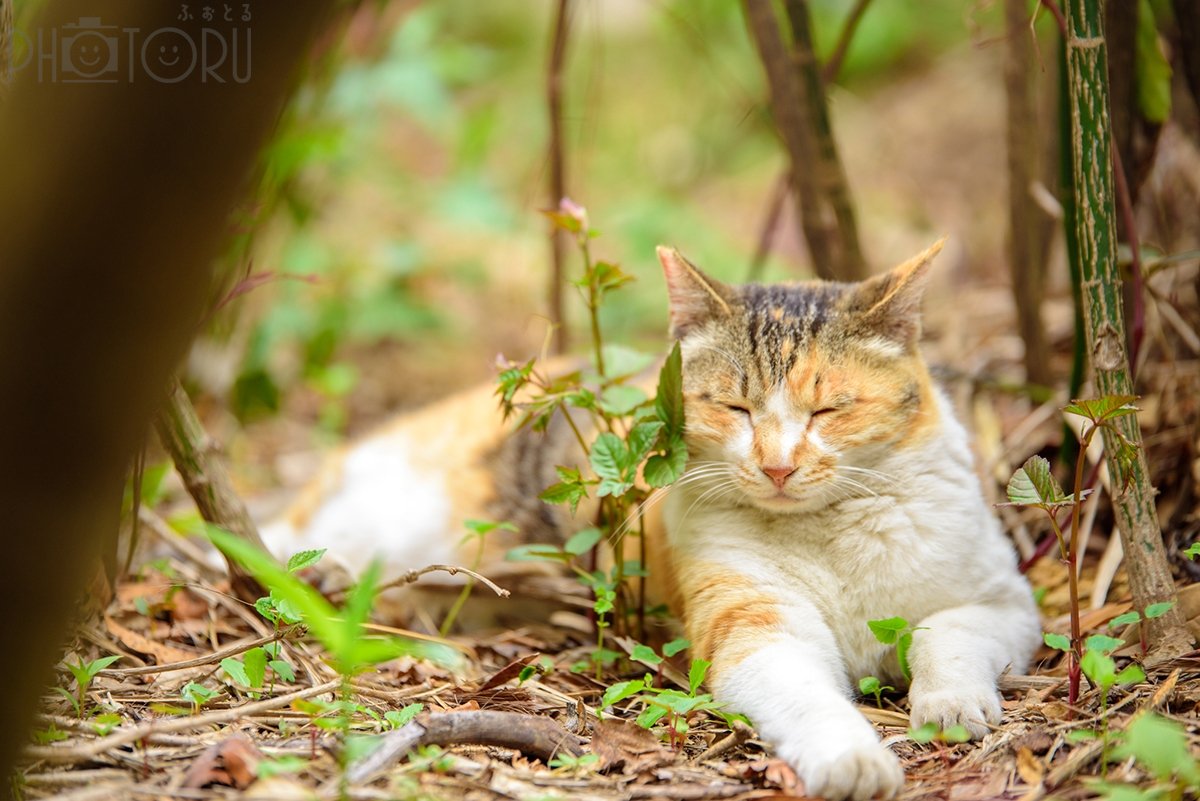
1005 456 1070 508
599 385 647 416
1044 632 1072 652
1085 634 1126 655
1063 395 1140 424
1144 602 1174 619
1108 612 1142 628
688 658 710 695
286 548 326 573
597 477 634 498
662 638 689 657
220 657 250 687
564 527 603 556
385 702 424 729
539 481 588 515
243 647 267 688
601 345 655 381
590 433 630 481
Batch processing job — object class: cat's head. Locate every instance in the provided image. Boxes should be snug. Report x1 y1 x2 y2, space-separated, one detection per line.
658 239 946 513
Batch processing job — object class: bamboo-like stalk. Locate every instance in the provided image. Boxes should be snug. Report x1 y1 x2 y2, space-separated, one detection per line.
1063 0 1193 661
0 0 11 94
1004 0 1051 386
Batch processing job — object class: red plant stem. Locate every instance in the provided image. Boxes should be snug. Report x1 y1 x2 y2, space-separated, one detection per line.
1065 425 1096 707
1040 0 1068 37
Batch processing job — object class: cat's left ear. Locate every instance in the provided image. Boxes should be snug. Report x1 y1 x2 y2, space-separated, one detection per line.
847 237 946 346
657 246 735 338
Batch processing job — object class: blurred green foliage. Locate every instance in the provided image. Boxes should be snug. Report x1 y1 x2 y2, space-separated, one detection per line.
212 0 996 423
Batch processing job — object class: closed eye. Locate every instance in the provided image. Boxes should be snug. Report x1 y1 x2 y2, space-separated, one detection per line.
724 403 751 416
811 407 839 417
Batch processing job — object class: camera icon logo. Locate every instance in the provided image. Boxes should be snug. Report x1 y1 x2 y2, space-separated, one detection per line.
61 18 119 82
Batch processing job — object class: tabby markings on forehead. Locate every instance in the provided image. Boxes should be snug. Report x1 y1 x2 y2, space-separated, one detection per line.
741 283 841 386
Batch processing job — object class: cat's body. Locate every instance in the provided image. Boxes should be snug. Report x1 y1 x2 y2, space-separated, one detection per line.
263 240 1041 801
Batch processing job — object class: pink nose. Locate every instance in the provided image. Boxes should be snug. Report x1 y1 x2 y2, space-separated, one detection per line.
761 465 796 487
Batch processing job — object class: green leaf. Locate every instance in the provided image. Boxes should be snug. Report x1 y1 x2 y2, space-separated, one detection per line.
463 519 518 537
1081 649 1115 690
644 444 688 489
1005 456 1071 508
1115 664 1145 686
84 655 121 679
590 433 630 481
599 385 648 416
662 638 690 657
539 480 588 515
1065 728 1099 743
268 659 295 683
600 345 655 381
384 702 424 729
1144 602 1174 619
1063 395 1140 425
1108 612 1142 628
867 617 908 645
896 632 914 682
859 676 881 695
1085 634 1126 655
1115 713 1200 784
941 725 971 744
256 756 307 779
908 722 939 744
601 679 645 708
626 420 665 462
631 644 663 666
1135 0 1172 124
180 682 216 707
654 342 686 439
1184 543 1200 561
220 657 250 687
1044 632 1072 652
243 647 267 689
688 658 710 695
505 543 571 563
637 705 668 728
564 527 603 557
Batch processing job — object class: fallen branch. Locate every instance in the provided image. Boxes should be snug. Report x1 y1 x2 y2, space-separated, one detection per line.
98 630 293 677
347 710 585 784
24 679 341 764
697 719 755 762
373 564 510 599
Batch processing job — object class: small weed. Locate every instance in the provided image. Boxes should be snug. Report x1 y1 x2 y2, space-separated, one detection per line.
56 655 120 717
1107 602 1175 655
867 616 923 681
383 702 424 730
440 520 517 636
180 682 217 713
1079 634 1145 775
549 752 600 773
908 722 971 744
858 676 894 708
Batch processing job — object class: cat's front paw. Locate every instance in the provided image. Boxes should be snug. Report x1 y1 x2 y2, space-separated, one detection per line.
778 739 903 801
908 682 1001 739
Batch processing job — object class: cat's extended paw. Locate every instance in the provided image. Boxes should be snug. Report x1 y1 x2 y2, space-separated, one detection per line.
908 683 1001 739
779 740 903 801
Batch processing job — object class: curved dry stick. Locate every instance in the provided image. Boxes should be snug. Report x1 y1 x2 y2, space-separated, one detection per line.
348 710 585 784
374 564 511 598
97 631 292 677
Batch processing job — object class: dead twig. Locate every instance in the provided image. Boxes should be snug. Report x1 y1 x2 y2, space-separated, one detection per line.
347 710 585 784
821 0 873 83
24 678 341 764
98 630 294 677
697 719 755 762
330 564 510 601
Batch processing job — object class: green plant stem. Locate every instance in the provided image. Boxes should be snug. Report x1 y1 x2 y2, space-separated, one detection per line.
338 675 352 801
439 535 485 636
1063 426 1097 707
637 514 647 641
577 237 605 378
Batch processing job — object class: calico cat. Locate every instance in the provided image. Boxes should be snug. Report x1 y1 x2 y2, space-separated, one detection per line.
263 239 1041 801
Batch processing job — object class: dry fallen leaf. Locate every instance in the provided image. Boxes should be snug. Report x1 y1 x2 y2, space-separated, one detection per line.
1015 746 1045 786
182 734 264 789
477 653 540 692
589 718 672 773
103 613 199 665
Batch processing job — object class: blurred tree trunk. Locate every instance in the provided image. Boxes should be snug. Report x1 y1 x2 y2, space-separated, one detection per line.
546 0 571 353
0 0 332 785
1063 0 1193 662
743 0 867 281
1004 0 1052 386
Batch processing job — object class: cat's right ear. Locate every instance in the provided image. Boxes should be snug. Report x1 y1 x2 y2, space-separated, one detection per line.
657 246 734 338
